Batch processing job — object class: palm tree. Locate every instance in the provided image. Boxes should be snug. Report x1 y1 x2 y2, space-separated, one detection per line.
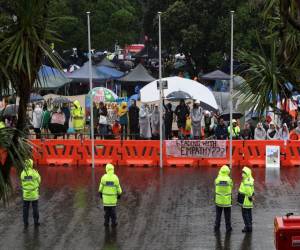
237 0 300 116
0 0 60 202
237 38 296 116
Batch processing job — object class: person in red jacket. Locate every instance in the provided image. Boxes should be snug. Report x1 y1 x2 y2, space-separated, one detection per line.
112 120 121 139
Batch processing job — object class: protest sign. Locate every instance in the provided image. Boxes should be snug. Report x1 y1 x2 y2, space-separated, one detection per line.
166 140 226 158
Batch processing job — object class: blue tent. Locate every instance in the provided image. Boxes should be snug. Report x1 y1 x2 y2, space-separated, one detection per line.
97 66 124 80
37 65 71 89
66 61 110 82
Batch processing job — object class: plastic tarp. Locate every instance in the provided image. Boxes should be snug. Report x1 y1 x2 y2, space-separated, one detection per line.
97 57 117 68
118 63 156 83
37 65 71 89
97 66 124 80
201 70 231 80
140 76 218 110
66 61 110 82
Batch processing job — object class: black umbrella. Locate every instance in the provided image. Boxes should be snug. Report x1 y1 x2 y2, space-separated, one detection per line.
166 91 192 101
220 109 243 121
52 96 71 105
0 104 18 117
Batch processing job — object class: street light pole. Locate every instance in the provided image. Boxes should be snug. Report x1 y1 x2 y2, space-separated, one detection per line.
87 12 95 169
229 11 234 168
158 11 163 169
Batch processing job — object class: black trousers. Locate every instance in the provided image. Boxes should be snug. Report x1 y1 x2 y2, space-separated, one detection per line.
129 125 139 139
242 208 252 229
34 128 41 139
215 206 231 230
121 124 128 140
23 200 39 225
104 206 117 225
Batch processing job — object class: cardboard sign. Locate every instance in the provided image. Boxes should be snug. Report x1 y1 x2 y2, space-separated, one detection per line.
266 145 280 168
166 140 226 158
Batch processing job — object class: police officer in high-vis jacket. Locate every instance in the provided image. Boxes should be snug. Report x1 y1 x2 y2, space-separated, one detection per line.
238 166 254 233
214 165 233 232
99 164 122 227
21 159 41 229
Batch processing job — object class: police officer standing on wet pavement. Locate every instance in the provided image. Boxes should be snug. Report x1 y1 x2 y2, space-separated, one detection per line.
238 166 254 233
214 165 233 233
21 159 41 229
99 163 122 227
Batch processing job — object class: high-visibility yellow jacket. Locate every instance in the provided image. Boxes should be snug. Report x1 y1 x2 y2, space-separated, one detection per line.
71 100 85 130
20 159 41 201
238 166 254 208
215 165 233 207
99 164 122 207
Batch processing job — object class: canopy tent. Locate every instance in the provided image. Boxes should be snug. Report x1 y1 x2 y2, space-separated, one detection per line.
201 70 231 80
140 77 218 111
97 66 124 80
118 63 156 83
37 65 71 89
66 61 110 82
97 57 117 68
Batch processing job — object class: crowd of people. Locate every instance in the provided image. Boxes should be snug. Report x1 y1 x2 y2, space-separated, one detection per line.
2 97 300 141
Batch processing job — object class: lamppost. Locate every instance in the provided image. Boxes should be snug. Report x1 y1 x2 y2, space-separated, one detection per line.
87 12 95 169
229 11 234 168
158 12 163 169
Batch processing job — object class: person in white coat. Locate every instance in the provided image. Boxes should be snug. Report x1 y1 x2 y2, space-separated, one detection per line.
151 104 160 139
139 104 151 139
191 100 202 139
32 104 43 139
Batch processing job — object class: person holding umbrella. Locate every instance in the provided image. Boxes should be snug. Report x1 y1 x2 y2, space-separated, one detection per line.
175 99 190 139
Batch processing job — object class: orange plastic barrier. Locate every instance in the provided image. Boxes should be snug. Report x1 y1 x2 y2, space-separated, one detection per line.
31 139 43 166
37 139 81 166
240 140 285 168
28 139 300 168
121 140 159 167
282 141 300 167
78 140 121 166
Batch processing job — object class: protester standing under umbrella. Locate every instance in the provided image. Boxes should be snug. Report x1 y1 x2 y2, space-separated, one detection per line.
128 100 139 139
139 104 151 139
99 102 108 139
118 102 128 140
163 100 173 139
191 100 202 139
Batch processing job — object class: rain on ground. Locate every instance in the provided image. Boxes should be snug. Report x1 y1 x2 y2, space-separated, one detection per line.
0 166 299 250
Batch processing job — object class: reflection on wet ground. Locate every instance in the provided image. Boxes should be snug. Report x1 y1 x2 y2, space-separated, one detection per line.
1 166 300 250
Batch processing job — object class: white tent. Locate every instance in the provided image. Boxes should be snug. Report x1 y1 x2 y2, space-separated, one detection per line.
140 76 218 110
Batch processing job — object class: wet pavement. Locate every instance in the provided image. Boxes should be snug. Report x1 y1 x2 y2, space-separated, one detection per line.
1 166 300 250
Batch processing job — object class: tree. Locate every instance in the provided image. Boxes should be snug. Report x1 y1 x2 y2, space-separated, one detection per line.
237 0 300 115
0 0 59 202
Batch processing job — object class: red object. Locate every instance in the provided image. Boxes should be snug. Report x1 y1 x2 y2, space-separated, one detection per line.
27 139 300 168
275 215 300 250
124 44 144 54
79 140 121 166
38 139 81 166
112 123 121 139
121 140 159 167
